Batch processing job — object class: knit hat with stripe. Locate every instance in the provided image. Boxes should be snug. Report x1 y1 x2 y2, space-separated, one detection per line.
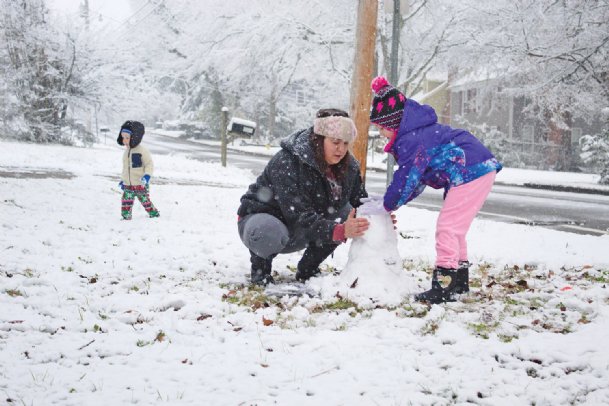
369 76 406 131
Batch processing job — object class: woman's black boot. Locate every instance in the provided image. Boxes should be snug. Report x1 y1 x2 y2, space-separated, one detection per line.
415 267 459 304
295 267 321 282
250 252 275 286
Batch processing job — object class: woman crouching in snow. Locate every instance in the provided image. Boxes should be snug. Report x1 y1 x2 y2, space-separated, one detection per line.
237 108 370 285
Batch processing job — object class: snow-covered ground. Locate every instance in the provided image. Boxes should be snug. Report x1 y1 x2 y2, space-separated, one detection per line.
1 139 609 405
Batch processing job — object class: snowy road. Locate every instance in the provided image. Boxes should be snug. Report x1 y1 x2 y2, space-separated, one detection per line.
145 133 609 236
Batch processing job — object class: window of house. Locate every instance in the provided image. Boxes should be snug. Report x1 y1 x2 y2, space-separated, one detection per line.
571 128 583 145
287 83 309 107
452 91 463 116
297 89 305 106
464 88 478 113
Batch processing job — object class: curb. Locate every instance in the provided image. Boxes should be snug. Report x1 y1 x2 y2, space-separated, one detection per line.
517 182 609 197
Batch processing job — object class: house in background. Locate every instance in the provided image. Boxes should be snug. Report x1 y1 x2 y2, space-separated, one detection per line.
447 71 603 170
407 73 451 125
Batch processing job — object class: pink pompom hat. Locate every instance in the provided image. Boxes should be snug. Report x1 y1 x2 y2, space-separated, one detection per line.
369 76 406 131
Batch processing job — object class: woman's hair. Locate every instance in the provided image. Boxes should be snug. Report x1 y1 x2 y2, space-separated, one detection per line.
311 108 351 183
316 108 349 119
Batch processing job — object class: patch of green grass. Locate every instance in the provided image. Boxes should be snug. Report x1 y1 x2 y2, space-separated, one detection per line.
578 313 591 324
5 289 23 297
555 302 567 311
504 297 521 306
583 269 609 284
420 320 440 336
136 340 150 347
61 266 74 272
498 334 517 343
399 303 429 318
468 322 499 339
303 318 316 328
527 297 546 310
510 308 528 317
324 298 359 311
398 231 420 240
221 285 279 310
155 330 166 342
77 256 93 264
477 262 493 274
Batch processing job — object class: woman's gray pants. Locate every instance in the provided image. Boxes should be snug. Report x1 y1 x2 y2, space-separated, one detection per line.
238 205 351 271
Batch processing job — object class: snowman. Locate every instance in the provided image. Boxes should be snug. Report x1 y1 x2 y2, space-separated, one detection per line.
337 195 419 306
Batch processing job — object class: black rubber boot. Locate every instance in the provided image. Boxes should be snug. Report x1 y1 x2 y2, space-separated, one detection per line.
295 267 321 282
415 267 459 304
250 252 275 286
294 244 337 282
454 260 470 294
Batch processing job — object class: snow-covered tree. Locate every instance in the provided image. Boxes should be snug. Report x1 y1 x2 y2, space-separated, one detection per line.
453 115 522 167
377 0 465 96
452 0 609 126
1 0 84 142
580 126 609 185
103 0 357 139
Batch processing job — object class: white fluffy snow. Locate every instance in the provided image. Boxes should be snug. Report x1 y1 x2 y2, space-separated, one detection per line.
332 202 419 306
1 140 609 405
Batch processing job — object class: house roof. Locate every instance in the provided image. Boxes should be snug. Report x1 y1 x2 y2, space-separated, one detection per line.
449 67 501 91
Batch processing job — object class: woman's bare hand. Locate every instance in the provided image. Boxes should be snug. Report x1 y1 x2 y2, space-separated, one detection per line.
344 208 370 238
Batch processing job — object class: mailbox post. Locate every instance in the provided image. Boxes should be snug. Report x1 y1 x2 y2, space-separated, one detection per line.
99 127 110 144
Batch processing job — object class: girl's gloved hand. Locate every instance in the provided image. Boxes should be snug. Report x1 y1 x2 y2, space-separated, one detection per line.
141 174 151 185
118 181 124 190
357 198 387 216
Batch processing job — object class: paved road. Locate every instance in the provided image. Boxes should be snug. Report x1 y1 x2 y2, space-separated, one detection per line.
146 133 609 236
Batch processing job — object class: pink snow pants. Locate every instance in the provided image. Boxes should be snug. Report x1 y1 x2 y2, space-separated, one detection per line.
435 171 497 269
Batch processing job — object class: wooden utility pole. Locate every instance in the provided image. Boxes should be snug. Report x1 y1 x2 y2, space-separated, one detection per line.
349 0 378 182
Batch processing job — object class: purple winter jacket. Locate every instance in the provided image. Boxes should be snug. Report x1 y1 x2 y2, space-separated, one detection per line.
384 99 502 211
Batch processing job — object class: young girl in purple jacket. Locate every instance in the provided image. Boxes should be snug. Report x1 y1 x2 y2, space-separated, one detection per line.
369 76 502 304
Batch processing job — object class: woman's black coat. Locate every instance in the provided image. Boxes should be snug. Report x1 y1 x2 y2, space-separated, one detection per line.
237 128 367 245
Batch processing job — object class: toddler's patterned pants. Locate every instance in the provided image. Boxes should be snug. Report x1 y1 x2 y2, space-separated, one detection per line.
121 185 159 219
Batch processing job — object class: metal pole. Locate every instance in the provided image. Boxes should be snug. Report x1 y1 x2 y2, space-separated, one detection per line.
94 104 99 143
386 0 401 186
221 107 228 167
